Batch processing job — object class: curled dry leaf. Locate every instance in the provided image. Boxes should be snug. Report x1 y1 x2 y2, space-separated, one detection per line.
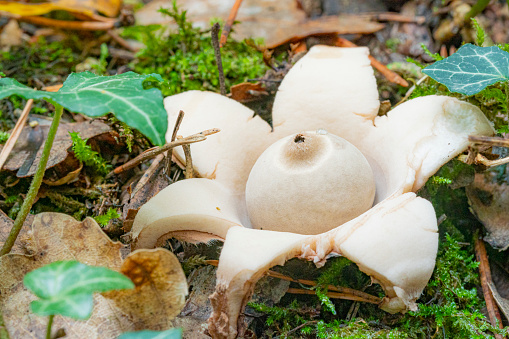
0 212 187 338
467 173 509 250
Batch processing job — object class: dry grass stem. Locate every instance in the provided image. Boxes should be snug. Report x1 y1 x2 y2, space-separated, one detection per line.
0 99 33 171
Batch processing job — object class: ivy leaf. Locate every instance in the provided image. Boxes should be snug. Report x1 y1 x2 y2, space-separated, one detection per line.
0 72 168 145
118 329 183 339
23 260 134 320
423 44 509 95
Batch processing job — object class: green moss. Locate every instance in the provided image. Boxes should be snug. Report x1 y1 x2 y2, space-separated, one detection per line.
122 1 266 96
0 131 9 144
69 132 111 175
94 208 120 226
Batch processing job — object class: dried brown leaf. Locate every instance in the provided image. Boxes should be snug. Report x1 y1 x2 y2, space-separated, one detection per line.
0 212 187 338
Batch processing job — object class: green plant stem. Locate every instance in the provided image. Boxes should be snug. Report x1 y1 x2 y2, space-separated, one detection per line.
0 308 10 339
465 0 490 21
46 315 54 339
0 104 64 256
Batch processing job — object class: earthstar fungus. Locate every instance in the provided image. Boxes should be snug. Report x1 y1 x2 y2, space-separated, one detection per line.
132 46 494 338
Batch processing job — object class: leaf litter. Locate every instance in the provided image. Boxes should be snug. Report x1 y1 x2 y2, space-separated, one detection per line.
0 212 187 338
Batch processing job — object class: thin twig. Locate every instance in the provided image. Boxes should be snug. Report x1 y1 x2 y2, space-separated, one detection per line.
394 75 428 108
0 99 33 171
469 135 509 148
211 23 226 96
475 154 509 168
335 37 409 87
182 143 193 179
107 29 139 52
287 288 379 304
131 153 165 198
171 110 185 143
220 0 244 47
474 237 504 339
165 110 185 175
109 129 220 176
205 260 381 304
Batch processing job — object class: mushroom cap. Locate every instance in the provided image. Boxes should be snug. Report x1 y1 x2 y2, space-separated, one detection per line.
246 130 375 234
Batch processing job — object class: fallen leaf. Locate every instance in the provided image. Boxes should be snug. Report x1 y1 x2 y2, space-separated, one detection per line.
105 248 188 330
467 173 509 251
0 0 121 19
0 119 110 177
135 0 384 49
0 212 187 338
230 82 268 103
0 209 33 254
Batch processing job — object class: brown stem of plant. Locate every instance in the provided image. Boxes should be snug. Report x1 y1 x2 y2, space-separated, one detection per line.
0 99 33 171
109 128 219 176
205 260 381 305
211 23 226 96
474 237 504 338
469 135 509 148
107 30 139 52
182 143 193 179
335 37 409 87
165 110 185 176
220 0 244 47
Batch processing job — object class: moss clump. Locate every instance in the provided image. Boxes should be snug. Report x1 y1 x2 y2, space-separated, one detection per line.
122 1 267 96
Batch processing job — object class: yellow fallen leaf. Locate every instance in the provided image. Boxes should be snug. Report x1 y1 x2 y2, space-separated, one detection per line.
0 0 120 19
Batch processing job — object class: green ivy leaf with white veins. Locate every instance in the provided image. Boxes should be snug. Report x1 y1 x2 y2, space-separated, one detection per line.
0 72 168 145
423 44 509 96
23 260 134 320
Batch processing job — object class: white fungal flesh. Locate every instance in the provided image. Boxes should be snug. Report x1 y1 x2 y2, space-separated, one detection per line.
246 131 375 234
131 45 495 339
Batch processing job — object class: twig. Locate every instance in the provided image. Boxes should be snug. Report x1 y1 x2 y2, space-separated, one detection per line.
109 129 220 176
171 111 185 143
182 143 193 179
474 237 504 338
335 37 409 87
165 110 185 176
0 99 33 171
0 104 64 256
205 260 381 305
475 154 509 168
287 288 379 304
220 0 244 47
211 23 226 96
359 12 426 24
107 29 139 52
394 75 428 108
131 153 165 198
469 135 509 148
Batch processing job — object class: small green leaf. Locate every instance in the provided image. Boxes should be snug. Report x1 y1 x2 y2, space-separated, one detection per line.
0 72 168 145
423 44 509 95
118 329 183 339
24 261 134 319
